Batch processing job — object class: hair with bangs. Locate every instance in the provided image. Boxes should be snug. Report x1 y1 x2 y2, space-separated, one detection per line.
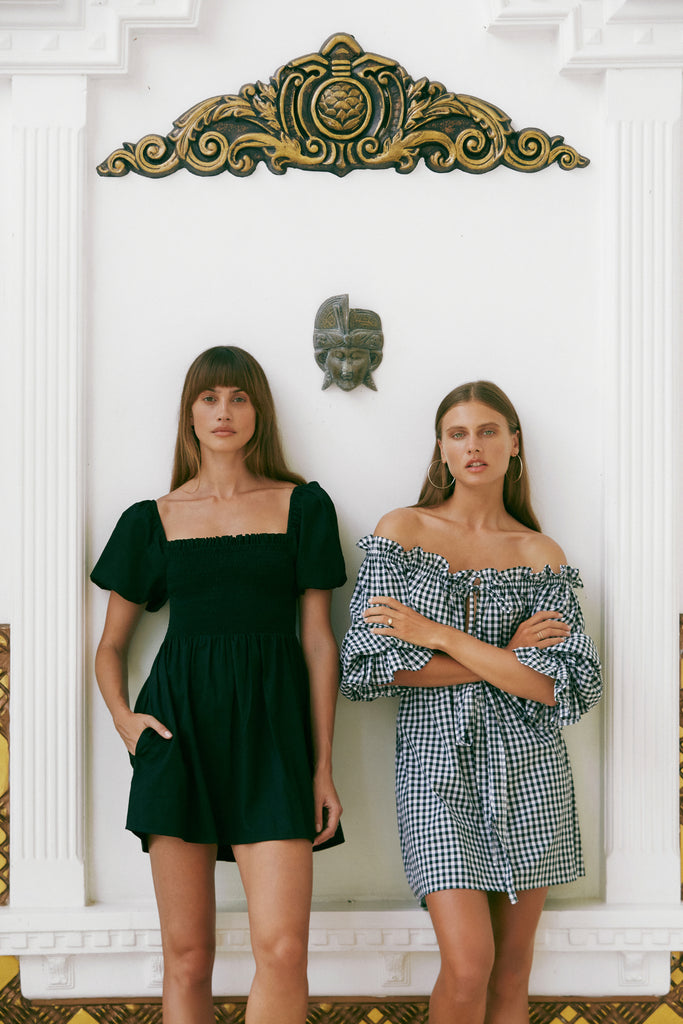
415 380 541 532
170 346 305 491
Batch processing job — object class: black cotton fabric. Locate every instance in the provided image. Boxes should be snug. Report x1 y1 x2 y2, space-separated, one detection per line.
91 482 346 859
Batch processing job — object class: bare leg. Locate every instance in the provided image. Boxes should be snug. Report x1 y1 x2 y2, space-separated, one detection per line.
485 887 548 1024
149 835 218 1024
233 839 312 1024
426 889 495 1024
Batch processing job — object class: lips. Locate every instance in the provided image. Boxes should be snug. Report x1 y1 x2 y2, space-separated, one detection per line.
466 460 487 468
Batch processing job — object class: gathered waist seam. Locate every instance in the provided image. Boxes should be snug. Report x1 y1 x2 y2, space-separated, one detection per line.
164 629 298 639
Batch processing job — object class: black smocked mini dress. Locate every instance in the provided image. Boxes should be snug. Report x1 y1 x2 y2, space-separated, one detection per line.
91 481 346 859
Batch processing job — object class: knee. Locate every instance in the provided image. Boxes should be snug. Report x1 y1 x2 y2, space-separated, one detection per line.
487 955 533 1002
253 931 308 978
165 937 215 990
438 951 494 1005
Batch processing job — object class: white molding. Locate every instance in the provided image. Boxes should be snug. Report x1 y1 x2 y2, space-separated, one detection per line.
1 904 682 996
0 0 200 74
601 67 681 905
486 0 683 70
2 903 683 957
10 74 87 908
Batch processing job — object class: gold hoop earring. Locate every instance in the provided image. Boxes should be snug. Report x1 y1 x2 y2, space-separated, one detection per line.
427 460 455 489
507 454 524 483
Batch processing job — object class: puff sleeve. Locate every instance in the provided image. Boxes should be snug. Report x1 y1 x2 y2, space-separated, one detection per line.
90 500 168 612
340 536 434 701
291 482 346 593
512 567 602 728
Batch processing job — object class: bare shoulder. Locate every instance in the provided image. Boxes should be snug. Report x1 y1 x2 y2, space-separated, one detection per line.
258 479 297 494
156 486 192 509
519 531 567 572
374 506 426 548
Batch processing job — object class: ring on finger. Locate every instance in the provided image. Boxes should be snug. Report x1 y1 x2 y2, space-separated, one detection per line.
387 617 393 626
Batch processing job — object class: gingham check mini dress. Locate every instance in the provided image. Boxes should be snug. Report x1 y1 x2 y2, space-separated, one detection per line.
340 535 602 905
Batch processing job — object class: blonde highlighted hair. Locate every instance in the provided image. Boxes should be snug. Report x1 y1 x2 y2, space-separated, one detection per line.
416 380 541 533
171 346 305 491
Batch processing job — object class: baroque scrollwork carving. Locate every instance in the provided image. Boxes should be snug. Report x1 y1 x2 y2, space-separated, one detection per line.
97 33 589 179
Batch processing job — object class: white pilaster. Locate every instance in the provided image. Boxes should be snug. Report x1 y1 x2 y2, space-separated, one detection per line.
602 68 681 904
10 75 87 907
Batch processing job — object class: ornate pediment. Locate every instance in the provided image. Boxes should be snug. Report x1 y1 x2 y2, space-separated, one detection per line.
97 32 589 178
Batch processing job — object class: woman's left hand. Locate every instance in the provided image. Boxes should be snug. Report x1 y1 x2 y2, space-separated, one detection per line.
313 769 343 846
363 596 445 650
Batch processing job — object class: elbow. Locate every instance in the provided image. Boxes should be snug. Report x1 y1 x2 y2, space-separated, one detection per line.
94 637 127 674
303 633 339 667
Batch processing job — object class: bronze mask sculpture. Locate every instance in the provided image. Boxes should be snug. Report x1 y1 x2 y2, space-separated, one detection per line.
313 294 384 391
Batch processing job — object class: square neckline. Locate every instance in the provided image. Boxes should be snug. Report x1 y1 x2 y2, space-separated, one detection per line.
152 484 300 544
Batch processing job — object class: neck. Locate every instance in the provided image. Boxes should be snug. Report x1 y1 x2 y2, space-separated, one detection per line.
191 448 259 498
440 481 510 530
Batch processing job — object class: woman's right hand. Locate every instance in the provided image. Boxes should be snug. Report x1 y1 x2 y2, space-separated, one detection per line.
114 708 172 756
507 610 570 650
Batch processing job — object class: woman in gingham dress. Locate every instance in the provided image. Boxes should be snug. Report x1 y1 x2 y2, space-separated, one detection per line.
340 381 601 1024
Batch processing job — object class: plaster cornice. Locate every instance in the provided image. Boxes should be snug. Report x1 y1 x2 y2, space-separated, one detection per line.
0 0 200 74
487 0 683 70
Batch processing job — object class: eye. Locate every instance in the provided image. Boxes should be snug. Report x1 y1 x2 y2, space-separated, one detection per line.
450 430 466 439
201 394 217 403
482 428 496 436
232 394 248 403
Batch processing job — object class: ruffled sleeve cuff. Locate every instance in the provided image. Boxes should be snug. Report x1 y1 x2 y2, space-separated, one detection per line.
340 534 435 700
340 623 433 701
513 632 602 728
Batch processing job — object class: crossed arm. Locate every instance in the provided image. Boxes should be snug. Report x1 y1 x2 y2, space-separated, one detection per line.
363 600 568 706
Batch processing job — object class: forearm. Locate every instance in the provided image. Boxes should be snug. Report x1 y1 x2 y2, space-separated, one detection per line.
392 652 481 688
303 634 339 772
436 625 556 705
95 641 135 728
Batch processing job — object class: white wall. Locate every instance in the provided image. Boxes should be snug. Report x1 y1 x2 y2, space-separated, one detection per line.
86 0 603 908
2 0 681 1001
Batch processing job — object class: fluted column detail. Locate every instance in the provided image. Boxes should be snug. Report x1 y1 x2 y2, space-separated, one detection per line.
10 75 87 907
602 69 681 904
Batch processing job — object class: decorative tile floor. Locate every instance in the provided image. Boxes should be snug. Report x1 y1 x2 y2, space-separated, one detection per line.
0 624 681 1023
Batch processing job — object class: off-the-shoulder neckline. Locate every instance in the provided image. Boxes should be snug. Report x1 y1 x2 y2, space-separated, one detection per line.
146 481 314 544
359 533 579 581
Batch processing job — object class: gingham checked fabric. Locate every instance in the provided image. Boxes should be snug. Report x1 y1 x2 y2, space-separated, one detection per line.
340 535 602 904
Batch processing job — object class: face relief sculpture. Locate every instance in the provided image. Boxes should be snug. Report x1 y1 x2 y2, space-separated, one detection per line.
313 294 384 391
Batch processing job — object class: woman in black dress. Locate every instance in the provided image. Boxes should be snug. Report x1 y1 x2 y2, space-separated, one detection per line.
92 346 346 1024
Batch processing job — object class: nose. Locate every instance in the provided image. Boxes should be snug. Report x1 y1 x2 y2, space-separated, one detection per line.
468 439 480 452
217 401 232 420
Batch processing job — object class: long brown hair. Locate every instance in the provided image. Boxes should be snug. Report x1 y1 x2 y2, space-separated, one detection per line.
416 380 541 532
170 346 305 491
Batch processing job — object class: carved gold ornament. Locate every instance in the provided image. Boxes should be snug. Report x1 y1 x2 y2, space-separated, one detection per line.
97 33 588 179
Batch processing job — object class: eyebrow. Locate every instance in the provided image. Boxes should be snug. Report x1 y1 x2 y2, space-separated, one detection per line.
201 386 245 394
446 421 500 430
